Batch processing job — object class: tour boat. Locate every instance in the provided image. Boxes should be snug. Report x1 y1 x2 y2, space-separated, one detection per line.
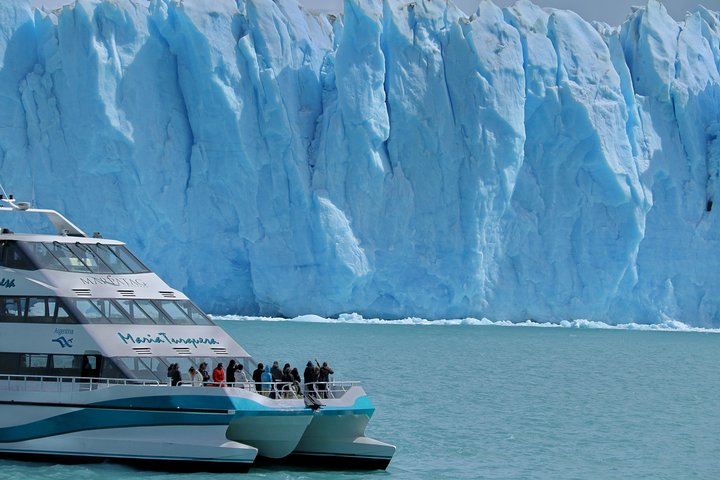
0 195 395 472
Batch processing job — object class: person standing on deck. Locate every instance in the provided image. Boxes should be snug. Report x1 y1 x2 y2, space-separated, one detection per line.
188 366 203 386
304 361 319 395
198 362 210 385
252 363 264 392
227 359 237 385
235 363 249 386
317 361 334 398
212 363 225 387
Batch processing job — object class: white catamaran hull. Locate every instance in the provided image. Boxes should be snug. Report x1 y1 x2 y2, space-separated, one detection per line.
0 382 393 470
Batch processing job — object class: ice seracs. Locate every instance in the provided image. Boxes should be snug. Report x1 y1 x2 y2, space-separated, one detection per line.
0 0 718 326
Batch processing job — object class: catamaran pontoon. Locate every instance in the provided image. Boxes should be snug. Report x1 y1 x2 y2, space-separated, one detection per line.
0 195 394 471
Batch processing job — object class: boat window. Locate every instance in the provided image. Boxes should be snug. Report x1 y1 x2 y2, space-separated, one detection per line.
112 246 150 273
27 297 55 323
156 300 194 325
56 303 74 324
47 242 92 273
81 355 101 378
0 241 36 270
114 357 164 381
20 242 66 270
0 353 19 374
91 243 133 274
72 299 106 324
115 299 155 324
49 354 81 377
19 353 49 373
95 299 132 324
0 297 26 323
99 357 127 379
134 300 171 325
70 299 131 324
0 296 78 324
178 301 214 325
70 243 112 274
0 353 123 378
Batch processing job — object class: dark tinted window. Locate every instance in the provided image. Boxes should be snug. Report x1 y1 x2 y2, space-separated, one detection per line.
19 354 48 374
0 297 78 324
0 353 19 374
27 297 55 323
0 241 35 270
0 297 26 322
0 353 126 379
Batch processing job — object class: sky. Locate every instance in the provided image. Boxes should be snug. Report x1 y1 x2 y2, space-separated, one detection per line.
30 0 720 27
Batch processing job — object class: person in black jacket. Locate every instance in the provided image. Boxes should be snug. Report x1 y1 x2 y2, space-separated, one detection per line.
170 363 181 386
227 359 237 385
269 361 283 398
317 361 334 398
303 361 318 395
252 363 264 393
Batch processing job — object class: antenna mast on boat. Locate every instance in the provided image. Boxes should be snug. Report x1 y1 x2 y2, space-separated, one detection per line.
0 176 85 236
0 177 31 211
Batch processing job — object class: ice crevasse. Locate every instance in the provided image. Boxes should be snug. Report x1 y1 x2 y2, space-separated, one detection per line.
0 0 718 326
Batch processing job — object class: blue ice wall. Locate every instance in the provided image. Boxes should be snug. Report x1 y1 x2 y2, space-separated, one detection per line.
0 0 719 326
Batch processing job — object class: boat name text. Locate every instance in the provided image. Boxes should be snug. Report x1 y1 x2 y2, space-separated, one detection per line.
0 278 15 288
80 276 148 288
118 332 220 348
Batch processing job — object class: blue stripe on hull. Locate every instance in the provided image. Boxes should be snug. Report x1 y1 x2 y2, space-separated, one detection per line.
0 394 375 443
0 407 233 443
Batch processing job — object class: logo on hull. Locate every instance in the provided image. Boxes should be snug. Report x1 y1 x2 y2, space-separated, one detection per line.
52 336 74 348
52 328 75 348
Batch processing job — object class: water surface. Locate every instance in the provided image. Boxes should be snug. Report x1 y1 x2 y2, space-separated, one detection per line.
1 320 718 479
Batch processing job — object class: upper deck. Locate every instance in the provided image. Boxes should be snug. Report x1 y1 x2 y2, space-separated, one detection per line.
0 197 183 300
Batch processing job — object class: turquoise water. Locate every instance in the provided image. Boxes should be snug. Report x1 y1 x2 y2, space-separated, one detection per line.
1 320 719 479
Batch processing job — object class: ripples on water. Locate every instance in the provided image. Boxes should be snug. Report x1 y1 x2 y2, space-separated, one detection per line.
2 318 719 479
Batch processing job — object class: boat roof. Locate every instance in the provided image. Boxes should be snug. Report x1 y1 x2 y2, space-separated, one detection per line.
0 232 124 245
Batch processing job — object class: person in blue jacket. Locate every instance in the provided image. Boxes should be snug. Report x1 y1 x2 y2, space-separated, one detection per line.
261 364 272 396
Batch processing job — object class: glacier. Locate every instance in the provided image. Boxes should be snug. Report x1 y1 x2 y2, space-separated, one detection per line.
0 0 718 326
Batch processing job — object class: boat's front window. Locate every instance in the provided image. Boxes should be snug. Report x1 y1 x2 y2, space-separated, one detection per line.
72 299 132 325
114 357 167 381
156 300 194 325
19 241 150 274
133 300 172 325
0 241 36 270
91 243 134 274
62 299 213 326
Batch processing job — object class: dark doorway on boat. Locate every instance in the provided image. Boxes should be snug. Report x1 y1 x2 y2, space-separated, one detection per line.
81 354 101 378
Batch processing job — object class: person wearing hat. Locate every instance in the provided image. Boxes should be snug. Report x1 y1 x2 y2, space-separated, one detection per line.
303 360 319 394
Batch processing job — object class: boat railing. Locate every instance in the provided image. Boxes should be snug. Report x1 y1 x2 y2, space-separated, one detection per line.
186 380 360 400
0 374 160 392
0 375 361 398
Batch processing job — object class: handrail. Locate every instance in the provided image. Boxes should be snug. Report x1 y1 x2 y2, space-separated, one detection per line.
0 375 361 398
0 373 160 389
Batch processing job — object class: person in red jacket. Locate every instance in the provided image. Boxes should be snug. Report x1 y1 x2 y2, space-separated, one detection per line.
212 363 225 387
